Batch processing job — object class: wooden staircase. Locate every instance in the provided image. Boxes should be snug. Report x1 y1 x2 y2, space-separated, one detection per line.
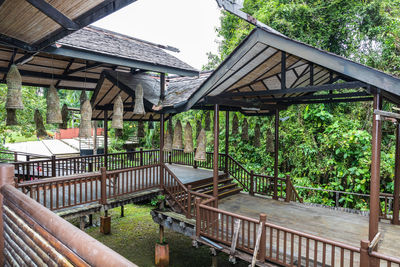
190 175 242 199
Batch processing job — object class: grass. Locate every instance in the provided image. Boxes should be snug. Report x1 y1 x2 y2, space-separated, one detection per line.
82 204 249 267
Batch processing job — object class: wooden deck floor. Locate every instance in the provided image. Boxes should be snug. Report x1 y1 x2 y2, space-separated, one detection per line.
165 164 221 184
219 193 400 258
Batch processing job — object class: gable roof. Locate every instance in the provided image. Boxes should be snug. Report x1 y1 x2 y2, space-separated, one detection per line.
55 26 198 76
174 27 400 116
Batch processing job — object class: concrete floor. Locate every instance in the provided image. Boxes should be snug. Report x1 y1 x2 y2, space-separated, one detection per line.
219 193 400 259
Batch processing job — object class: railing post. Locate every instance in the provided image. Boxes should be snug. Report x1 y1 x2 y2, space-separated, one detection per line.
0 164 15 266
187 185 192 219
258 213 267 262
26 155 30 180
168 151 172 165
140 148 144 166
13 152 17 162
285 175 291 202
100 167 107 205
51 155 56 177
250 171 254 196
195 198 201 237
360 240 370 267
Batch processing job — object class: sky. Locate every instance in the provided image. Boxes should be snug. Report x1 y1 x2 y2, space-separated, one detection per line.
93 0 222 70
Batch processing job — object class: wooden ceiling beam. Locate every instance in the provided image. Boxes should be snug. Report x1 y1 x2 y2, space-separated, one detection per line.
66 62 103 75
25 0 80 30
219 81 368 98
55 59 74 87
0 66 97 83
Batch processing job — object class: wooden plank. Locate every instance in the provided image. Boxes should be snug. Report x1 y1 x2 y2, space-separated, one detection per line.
25 0 80 30
250 221 263 267
374 109 400 120
230 219 241 256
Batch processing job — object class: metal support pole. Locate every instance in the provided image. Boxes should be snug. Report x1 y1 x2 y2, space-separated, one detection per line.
393 121 400 225
225 111 229 175
213 105 220 203
104 110 108 170
0 164 15 266
273 109 279 200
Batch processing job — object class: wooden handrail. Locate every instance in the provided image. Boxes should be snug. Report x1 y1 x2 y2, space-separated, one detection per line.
1 184 137 266
17 171 101 187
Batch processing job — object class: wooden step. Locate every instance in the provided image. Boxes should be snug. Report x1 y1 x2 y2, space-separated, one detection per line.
218 187 242 199
192 178 233 191
202 183 238 195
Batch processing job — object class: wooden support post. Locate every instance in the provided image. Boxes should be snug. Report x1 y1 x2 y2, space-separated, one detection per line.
213 104 220 203
250 170 254 196
100 215 111 234
80 216 85 230
140 148 144 166
285 175 291 202
0 164 15 266
100 167 107 205
120 205 124 218
211 253 218 267
195 197 201 236
360 240 370 267
369 92 382 241
225 111 229 175
89 214 93 226
393 120 400 225
13 152 17 162
104 110 108 170
93 121 98 155
159 224 165 243
194 149 198 169
257 213 267 262
273 109 279 200
26 155 30 180
160 114 165 189
187 185 192 219
51 155 56 177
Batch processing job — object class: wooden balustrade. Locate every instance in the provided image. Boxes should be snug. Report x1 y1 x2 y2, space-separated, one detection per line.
17 164 161 211
1 183 137 266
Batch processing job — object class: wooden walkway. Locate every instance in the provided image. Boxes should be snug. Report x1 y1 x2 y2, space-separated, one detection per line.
219 193 400 259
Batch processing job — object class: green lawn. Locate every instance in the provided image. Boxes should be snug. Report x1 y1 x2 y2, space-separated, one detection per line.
83 204 248 267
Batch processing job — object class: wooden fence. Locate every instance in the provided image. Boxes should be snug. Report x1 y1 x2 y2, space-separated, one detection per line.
0 164 137 267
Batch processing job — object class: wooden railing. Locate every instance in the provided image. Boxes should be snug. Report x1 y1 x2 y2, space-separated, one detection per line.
13 149 160 181
17 164 161 211
295 186 399 221
0 149 51 163
0 165 137 267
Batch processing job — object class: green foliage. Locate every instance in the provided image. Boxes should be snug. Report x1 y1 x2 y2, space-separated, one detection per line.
199 0 400 208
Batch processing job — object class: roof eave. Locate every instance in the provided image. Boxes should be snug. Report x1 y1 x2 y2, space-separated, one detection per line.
43 45 199 77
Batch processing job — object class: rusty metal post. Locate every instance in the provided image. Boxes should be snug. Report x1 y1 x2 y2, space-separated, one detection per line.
51 155 56 177
369 92 382 242
273 109 279 200
250 170 254 196
100 167 107 205
187 185 192 219
360 240 370 267
213 105 220 204
393 120 400 225
285 175 291 202
0 164 15 266
225 111 229 175
258 213 267 262
195 198 201 237
104 110 108 170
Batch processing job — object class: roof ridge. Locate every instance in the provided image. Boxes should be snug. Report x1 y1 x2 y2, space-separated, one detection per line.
86 25 180 53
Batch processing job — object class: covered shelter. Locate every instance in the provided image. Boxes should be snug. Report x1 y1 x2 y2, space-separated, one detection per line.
158 26 400 254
